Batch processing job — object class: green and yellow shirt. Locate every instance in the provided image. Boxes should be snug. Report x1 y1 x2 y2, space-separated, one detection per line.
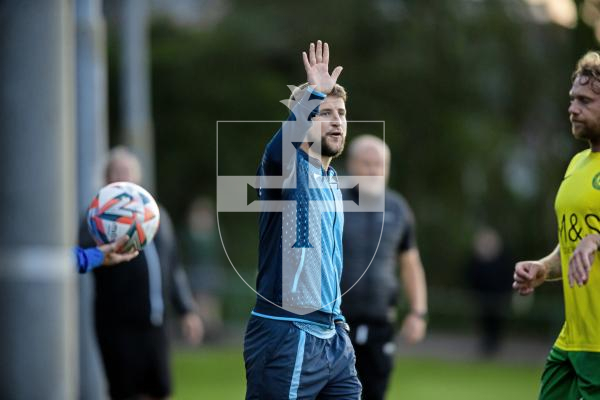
555 149 600 351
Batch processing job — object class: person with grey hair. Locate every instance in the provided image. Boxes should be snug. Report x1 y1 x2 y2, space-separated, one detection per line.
80 146 203 400
341 135 428 400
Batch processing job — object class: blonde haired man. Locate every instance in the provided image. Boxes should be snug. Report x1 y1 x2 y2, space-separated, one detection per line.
514 51 600 399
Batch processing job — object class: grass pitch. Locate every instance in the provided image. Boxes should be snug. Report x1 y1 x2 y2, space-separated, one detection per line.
172 347 542 399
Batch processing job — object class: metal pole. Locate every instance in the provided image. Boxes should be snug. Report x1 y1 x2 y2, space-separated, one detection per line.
76 0 108 398
120 0 155 190
0 1 77 399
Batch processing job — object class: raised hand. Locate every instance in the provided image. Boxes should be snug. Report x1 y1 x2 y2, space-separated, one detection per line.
568 234 600 287
302 40 343 95
512 261 547 295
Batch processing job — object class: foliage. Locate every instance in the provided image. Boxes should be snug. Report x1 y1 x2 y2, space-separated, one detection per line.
108 0 597 320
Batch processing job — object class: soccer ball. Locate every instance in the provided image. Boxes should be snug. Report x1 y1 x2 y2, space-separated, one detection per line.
87 181 160 251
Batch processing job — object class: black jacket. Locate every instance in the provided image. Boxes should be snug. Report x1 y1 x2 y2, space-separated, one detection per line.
341 189 416 323
79 206 196 329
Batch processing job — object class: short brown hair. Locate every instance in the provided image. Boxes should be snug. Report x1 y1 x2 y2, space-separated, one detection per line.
290 82 348 102
573 51 600 93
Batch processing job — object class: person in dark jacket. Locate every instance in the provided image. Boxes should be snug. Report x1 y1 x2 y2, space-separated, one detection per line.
466 226 513 357
341 135 428 400
80 146 203 400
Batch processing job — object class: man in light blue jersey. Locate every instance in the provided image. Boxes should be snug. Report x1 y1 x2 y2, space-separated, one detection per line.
244 40 361 399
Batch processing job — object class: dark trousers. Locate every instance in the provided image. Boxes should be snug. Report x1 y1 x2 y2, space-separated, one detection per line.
96 325 171 400
244 315 362 399
348 321 395 400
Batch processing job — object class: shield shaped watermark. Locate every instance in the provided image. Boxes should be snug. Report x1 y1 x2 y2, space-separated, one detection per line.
216 87 386 315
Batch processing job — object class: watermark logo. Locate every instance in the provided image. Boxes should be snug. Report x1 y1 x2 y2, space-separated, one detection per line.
217 85 386 315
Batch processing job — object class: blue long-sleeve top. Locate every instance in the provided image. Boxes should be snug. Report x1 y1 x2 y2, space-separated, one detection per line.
75 246 104 274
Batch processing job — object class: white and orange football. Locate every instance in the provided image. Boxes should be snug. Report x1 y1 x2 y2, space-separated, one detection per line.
87 182 160 251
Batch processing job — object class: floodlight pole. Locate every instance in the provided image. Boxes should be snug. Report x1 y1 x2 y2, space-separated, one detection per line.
120 0 155 191
75 0 109 398
0 1 78 399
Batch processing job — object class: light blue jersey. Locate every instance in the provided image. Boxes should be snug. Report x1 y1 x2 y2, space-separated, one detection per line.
252 87 345 328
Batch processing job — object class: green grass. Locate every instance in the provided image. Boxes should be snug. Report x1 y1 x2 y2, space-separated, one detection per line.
389 358 541 399
172 347 542 399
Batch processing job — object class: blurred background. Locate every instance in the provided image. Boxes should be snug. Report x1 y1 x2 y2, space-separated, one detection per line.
3 0 600 398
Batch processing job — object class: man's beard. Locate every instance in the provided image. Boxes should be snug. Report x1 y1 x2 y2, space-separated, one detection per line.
321 135 345 158
573 123 600 141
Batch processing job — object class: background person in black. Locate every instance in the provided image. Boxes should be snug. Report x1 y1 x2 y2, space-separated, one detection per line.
80 147 203 400
341 135 428 400
465 226 514 357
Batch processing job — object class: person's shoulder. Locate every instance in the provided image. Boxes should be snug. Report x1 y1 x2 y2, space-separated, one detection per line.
385 189 410 209
157 203 172 219
572 148 591 162
155 203 175 236
565 148 591 175
385 189 416 224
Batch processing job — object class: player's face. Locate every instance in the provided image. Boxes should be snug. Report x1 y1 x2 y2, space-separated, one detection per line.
312 96 347 158
568 76 600 141
348 147 385 177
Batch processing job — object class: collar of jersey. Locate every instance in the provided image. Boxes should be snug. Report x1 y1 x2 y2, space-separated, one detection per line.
297 147 338 177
